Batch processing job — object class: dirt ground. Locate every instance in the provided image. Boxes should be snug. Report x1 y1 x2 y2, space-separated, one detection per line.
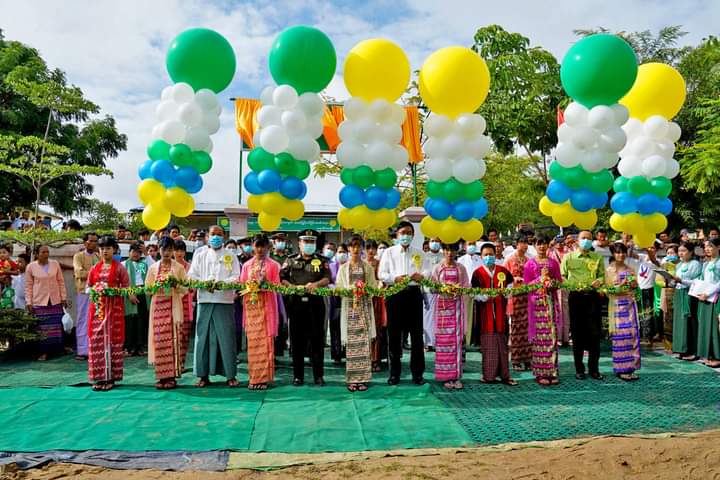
2 431 720 480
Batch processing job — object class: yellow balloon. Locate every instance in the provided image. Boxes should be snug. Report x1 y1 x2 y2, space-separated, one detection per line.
285 200 304 221
574 209 598 230
538 196 556 217
247 194 262 213
142 203 170 231
353 206 373 231
620 63 686 121
644 213 668 234
634 231 656 249
439 219 461 244
164 187 193 217
421 216 441 238
175 194 195 218
377 209 397 230
261 192 285 215
624 213 643 234
609 213 627 233
344 39 410 102
137 179 165 206
419 46 490 118
551 202 575 228
258 212 281 232
462 219 484 242
337 208 351 228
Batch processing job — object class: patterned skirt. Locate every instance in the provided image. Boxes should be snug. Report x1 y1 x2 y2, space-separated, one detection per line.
346 299 372 384
531 294 559 380
152 295 182 381
88 316 124 382
610 295 641 374
34 304 64 354
509 294 531 365
370 297 387 363
434 296 463 381
245 295 274 385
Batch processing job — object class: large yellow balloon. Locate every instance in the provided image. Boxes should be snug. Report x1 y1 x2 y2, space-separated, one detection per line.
574 209 598 230
620 63 686 121
644 213 668 234
609 213 627 233
344 39 410 102
258 212 281 232
538 196 556 217
624 213 643 234
551 202 575 228
419 46 490 118
337 208 351 228
142 203 170 230
262 192 285 215
285 200 304 221
247 194 262 213
164 187 194 217
421 216 441 238
137 179 165 206
462 219 484 242
634 231 656 249
439 219 461 244
376 209 397 230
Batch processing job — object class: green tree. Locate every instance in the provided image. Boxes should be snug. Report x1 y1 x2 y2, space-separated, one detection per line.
574 26 691 64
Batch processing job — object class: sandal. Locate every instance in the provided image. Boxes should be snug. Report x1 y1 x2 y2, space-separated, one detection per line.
92 383 105 392
537 378 551 386
480 378 498 384
443 381 455 389
155 382 165 390
103 382 115 391
226 378 240 387
347 384 359 392
453 381 464 390
512 364 524 372
357 384 368 391
195 378 211 388
501 378 519 386
550 378 560 385
164 380 177 390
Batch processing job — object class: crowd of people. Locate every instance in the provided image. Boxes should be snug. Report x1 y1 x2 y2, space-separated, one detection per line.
1 220 719 393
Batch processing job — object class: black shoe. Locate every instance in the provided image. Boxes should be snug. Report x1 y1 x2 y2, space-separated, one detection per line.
292 378 304 386
314 377 326 386
387 376 400 385
412 377 427 386
575 373 587 380
590 372 605 380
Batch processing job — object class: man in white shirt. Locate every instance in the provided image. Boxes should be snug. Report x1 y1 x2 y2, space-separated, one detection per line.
592 229 612 266
458 243 482 346
628 242 661 341
379 221 431 385
188 225 242 387
423 237 443 350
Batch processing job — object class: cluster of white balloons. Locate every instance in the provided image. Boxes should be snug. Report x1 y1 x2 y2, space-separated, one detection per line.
152 82 221 153
423 113 492 183
254 85 324 162
618 115 682 179
336 98 409 172
555 102 629 173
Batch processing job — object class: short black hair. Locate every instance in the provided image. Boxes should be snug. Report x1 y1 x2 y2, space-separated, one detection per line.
83 231 98 242
97 235 118 249
252 234 270 247
0 243 10 253
365 239 378 249
348 235 364 248
396 221 414 234
515 235 529 245
138 229 150 237
17 253 30 264
174 239 187 252
129 242 143 252
480 243 495 255
168 224 180 232
224 239 237 248
66 219 82 231
610 242 628 255
337 243 348 252
596 228 608 235
378 241 389 248
117 225 126 230
535 233 550 245
158 236 175 250
441 242 459 251
708 238 720 248
488 228 498 235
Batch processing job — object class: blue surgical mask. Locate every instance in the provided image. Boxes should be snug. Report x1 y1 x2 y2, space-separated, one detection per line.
399 234 412 247
579 238 593 251
482 255 495 267
429 241 441 252
392 238 400 246
323 249 335 259
275 241 286 251
336 252 348 263
303 244 317 255
209 235 224 249
666 255 679 263
112 254 122 262
242 245 252 255
466 245 477 255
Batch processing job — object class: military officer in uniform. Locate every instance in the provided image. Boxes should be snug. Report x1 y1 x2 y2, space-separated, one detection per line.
280 229 332 386
270 232 289 264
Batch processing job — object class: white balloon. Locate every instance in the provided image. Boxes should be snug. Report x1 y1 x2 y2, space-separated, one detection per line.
273 85 299 110
666 122 682 143
570 126 597 150
642 155 667 178
337 121 356 142
161 86 173 101
158 120 186 145
304 119 324 139
557 123 573 143
597 127 626 153
379 123 402 144
287 135 320 162
178 101 204 127
151 123 163 140
354 118 375 140
336 141 364 168
656 140 675 159
389 104 406 125
156 101 178 122
258 105 282 127
389 145 409 171
214 103 222 116
369 99 392 123
477 158 487 178
455 114 478 138
629 137 656 158
202 112 220 135
366 142 393 170
465 135 492 158
664 159 680 178
185 126 210 151
617 157 643 177
201 137 213 154
297 92 325 118
453 157 481 183
644 115 669 139
581 150 608 173
424 114 452 138
426 158 452 182
259 125 289 154
441 134 464 159
281 109 307 133
587 105 616 130
344 97 369 120
473 114 487 134
555 142 581 168
424 138 440 157
171 83 194 104
194 89 219 112
622 118 643 140
259 86 275 106
563 102 588 127
611 104 629 125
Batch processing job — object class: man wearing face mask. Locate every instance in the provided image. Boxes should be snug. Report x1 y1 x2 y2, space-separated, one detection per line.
379 222 431 385
188 225 242 388
270 233 289 264
560 230 606 381
423 238 444 351
280 230 332 386
270 233 289 358
238 238 253 265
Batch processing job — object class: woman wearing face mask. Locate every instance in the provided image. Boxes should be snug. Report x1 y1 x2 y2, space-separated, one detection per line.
658 245 679 351
365 240 387 372
605 243 641 381
696 239 720 368
329 243 349 365
672 242 701 360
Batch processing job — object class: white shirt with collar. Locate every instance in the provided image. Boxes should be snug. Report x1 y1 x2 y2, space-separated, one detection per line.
379 244 431 285
458 253 482 279
187 245 242 304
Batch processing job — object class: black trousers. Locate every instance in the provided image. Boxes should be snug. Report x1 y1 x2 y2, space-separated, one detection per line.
568 291 602 375
386 286 425 380
124 293 149 353
287 296 326 381
329 297 344 361
686 296 699 356
274 295 288 357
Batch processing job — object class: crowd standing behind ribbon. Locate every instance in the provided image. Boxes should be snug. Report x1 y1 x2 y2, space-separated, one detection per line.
1 221 720 392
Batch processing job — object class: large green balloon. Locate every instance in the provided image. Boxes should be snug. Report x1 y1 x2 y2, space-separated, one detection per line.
563 165 590 190
589 170 614 194
268 26 336 94
192 151 213 174
169 143 193 167
628 175 652 196
426 181 442 199
613 176 629 193
147 140 170 160
375 168 397 189
248 148 275 172
294 160 311 180
274 153 296 175
353 165 375 189
560 34 638 108
340 167 355 185
650 177 672 198
166 28 236 93
464 181 485 201
442 178 464 203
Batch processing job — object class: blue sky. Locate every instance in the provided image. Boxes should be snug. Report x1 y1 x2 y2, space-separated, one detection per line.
0 0 717 213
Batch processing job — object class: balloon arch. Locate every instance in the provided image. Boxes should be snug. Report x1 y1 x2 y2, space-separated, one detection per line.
137 27 686 248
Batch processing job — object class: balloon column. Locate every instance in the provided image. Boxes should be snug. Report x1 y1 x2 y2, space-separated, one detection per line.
138 28 236 230
336 39 409 231
418 47 491 244
609 63 686 247
245 26 336 232
539 34 638 230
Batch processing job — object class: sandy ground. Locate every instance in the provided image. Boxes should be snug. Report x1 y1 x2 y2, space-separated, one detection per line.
2 431 720 480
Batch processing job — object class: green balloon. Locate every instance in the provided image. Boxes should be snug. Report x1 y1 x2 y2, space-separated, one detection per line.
247 148 275 172
564 165 589 190
464 181 485 201
169 143 193 167
353 165 375 189
147 140 170 160
294 160 311 180
650 177 672 198
549 161 564 181
166 28 236 93
426 181 442 199
375 168 397 189
560 34 638 108
589 170 614 193
192 151 213 174
442 178 464 203
268 26 336 94
628 175 651 196
613 176 629 193
274 153 296 175
340 167 355 185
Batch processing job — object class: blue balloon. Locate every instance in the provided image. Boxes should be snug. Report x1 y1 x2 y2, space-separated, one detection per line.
340 185 364 208
257 169 282 192
280 176 304 199
610 192 638 215
138 159 154 180
592 191 609 209
384 188 400 209
365 187 387 210
186 175 203 194
637 193 661 215
150 159 176 187
473 198 488 219
658 197 673 216
453 200 474 222
428 198 452 220
546 180 572 204
298 181 308 200
243 172 263 195
570 188 596 212
175 166 201 191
